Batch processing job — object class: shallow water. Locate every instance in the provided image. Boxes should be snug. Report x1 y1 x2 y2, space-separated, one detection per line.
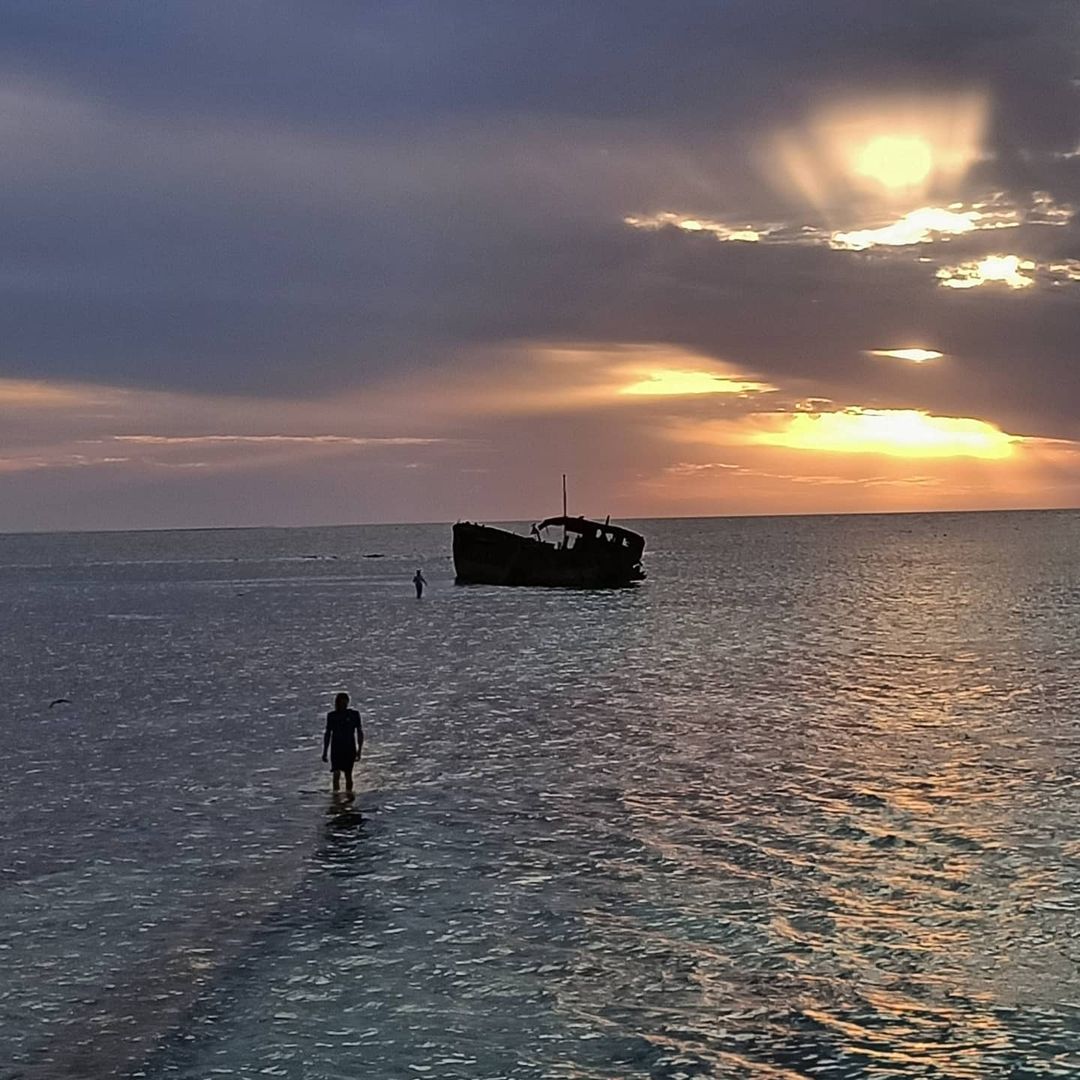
1 512 1078 1078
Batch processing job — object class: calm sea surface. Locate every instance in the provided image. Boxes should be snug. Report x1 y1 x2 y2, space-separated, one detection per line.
1 512 1078 1079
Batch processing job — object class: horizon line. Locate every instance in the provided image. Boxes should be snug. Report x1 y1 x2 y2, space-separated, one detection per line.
1 502 1078 539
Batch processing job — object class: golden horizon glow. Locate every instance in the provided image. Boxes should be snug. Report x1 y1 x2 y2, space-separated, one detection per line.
751 408 1017 459
869 348 943 363
937 254 1036 289
855 135 933 190
7 361 1080 525
620 369 774 396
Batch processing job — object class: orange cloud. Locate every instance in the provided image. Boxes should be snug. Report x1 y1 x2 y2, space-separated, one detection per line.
649 402 1080 517
619 369 774 397
675 408 1022 461
378 342 775 417
6 355 1080 527
748 408 1018 460
0 378 119 409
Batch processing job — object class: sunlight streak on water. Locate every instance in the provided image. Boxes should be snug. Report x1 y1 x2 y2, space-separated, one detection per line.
0 513 1078 1078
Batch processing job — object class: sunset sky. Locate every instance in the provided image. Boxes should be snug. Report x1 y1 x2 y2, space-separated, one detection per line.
3 2 1080 531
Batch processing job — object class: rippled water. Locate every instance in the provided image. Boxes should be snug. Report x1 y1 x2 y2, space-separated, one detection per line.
1 512 1078 1079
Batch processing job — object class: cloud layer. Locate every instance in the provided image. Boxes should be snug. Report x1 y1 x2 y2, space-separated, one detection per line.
1 1 1079 527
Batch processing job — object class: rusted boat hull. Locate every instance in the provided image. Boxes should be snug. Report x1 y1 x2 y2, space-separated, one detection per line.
453 521 645 587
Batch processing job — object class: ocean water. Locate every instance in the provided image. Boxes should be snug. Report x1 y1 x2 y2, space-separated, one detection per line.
1 512 1078 1079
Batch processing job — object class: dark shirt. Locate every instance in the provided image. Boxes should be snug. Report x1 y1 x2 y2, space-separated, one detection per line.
325 708 362 758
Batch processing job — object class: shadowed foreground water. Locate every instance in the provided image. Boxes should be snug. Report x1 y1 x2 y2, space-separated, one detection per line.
1 512 1078 1078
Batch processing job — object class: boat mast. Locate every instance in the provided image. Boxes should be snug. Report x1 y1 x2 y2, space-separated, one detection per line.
562 473 567 549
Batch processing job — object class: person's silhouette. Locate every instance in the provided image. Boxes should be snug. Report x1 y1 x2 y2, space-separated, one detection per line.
413 569 427 598
322 691 363 795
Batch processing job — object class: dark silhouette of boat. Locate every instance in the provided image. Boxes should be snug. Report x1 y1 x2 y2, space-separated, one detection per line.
453 514 646 587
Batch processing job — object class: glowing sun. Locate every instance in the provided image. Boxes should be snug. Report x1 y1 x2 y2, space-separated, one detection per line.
854 135 933 190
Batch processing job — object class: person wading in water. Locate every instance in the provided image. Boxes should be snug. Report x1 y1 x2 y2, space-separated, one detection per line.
413 569 427 598
322 692 363 795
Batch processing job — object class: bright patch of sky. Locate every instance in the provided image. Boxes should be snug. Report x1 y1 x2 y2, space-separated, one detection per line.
625 193 1071 254
619 370 774 396
750 407 1017 460
937 255 1037 289
868 349 943 363
622 213 762 242
830 207 981 250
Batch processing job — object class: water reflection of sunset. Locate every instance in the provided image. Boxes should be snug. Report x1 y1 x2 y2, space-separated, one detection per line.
594 524 1062 1077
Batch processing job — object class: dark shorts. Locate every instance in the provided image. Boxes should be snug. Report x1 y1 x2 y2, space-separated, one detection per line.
330 752 356 772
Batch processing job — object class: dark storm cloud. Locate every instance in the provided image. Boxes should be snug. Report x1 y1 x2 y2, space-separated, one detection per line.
2 1 1074 134
0 0 1078 415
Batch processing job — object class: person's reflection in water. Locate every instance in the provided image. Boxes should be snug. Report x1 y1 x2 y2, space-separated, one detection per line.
322 691 363 797
322 793 366 863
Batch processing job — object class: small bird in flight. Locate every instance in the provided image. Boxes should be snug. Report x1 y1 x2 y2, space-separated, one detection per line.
49 698 72 708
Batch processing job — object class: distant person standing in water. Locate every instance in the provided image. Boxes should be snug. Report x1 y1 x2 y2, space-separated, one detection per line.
413 569 427 598
322 692 363 795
